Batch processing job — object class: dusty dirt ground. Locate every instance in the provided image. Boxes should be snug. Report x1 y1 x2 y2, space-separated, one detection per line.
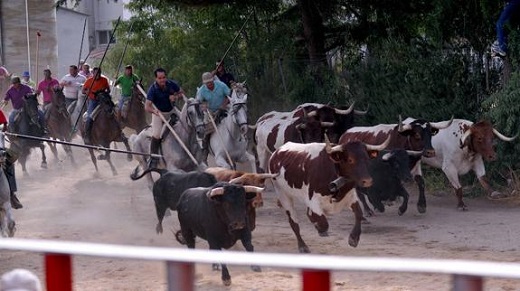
1 137 520 291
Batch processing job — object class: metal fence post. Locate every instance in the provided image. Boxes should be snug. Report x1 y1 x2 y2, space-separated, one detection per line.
302 269 330 291
452 274 483 291
45 253 72 291
166 261 194 291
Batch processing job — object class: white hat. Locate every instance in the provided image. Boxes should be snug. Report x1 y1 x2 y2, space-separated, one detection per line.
0 269 42 291
202 72 213 84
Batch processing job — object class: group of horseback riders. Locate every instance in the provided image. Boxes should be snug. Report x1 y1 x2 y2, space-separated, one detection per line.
1 59 236 210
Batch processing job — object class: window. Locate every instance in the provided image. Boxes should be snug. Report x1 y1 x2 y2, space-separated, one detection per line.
97 30 116 45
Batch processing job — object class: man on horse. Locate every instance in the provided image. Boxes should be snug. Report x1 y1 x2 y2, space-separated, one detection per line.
82 67 110 144
144 67 183 169
60 65 86 110
36 69 59 132
3 77 33 127
0 109 22 209
212 60 235 88
196 71 232 160
114 65 140 122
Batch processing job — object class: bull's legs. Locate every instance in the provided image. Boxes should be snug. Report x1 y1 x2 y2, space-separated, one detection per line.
397 186 409 216
240 230 261 272
306 209 329 237
208 243 231 286
454 188 468 211
348 201 363 248
414 175 427 213
357 188 375 218
285 210 310 253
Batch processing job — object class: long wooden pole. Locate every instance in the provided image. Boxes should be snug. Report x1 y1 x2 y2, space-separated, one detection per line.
35 31 41 85
77 17 87 68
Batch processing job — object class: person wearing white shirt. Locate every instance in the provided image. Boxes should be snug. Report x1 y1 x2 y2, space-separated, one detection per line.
60 65 86 109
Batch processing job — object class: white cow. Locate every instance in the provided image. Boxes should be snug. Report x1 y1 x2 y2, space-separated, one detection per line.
422 119 516 210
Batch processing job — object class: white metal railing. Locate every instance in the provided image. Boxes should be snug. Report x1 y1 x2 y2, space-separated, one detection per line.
0 238 519 290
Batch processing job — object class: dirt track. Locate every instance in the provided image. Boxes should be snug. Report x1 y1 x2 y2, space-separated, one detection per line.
1 139 520 291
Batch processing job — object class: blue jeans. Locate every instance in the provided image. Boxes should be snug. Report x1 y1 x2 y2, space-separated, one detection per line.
496 0 520 51
8 109 19 125
87 99 99 121
118 95 130 111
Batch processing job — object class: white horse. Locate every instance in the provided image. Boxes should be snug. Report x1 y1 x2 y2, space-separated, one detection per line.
130 98 207 188
208 82 256 172
0 132 15 237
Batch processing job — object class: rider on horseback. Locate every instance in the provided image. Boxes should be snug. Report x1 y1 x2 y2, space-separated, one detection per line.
3 77 33 127
82 67 110 144
196 72 231 158
144 68 183 169
114 65 140 122
0 109 22 209
36 69 59 133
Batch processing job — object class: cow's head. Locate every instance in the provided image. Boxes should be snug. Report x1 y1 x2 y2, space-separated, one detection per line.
324 135 390 188
206 183 264 232
460 120 517 161
329 102 368 143
397 116 453 158
379 149 422 182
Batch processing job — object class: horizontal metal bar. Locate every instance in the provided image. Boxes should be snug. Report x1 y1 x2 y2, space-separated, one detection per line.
1 239 520 280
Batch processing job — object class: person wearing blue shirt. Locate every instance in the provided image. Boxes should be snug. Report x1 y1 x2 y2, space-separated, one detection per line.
196 72 231 114
144 67 182 168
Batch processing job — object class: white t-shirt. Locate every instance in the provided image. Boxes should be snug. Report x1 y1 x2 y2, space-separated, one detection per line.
60 74 86 99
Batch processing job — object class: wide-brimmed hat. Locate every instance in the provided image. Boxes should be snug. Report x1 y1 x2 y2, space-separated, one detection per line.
202 72 213 84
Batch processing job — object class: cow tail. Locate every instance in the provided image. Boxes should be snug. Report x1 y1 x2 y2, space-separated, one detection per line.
175 230 187 245
129 165 168 180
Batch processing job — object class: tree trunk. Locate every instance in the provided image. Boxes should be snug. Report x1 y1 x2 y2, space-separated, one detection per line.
297 0 327 68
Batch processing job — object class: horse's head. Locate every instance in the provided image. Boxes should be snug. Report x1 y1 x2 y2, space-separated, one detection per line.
22 93 41 123
132 83 145 102
229 89 249 137
95 91 115 110
52 87 67 107
185 98 206 140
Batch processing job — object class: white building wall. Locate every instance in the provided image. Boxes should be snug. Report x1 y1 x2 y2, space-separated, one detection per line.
56 8 90 79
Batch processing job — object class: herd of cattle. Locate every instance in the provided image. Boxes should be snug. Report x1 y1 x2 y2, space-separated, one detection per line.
130 101 516 286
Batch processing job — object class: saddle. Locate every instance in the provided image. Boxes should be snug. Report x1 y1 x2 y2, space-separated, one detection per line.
82 105 103 122
159 113 179 140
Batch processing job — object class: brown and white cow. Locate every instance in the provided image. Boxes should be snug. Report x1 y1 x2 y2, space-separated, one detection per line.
255 103 364 173
268 136 389 253
339 116 453 214
422 119 516 210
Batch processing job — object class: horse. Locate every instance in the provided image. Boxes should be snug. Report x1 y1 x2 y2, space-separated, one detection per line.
117 84 149 133
0 132 15 237
130 97 206 189
8 93 47 174
45 87 75 165
78 91 133 175
207 82 256 172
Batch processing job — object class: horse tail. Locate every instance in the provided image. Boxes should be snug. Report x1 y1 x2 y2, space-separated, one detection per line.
129 165 168 180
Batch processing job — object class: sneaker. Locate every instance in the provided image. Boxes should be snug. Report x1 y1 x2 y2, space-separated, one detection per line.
491 42 506 57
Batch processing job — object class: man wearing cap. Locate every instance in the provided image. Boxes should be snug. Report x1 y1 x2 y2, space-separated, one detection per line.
197 71 231 114
60 65 87 110
21 71 36 90
3 76 33 125
212 60 235 88
114 65 140 121
144 67 183 169
36 69 59 132
82 67 110 144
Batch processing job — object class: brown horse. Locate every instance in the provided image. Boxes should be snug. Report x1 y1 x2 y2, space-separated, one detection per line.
45 87 75 165
79 91 132 175
117 84 149 133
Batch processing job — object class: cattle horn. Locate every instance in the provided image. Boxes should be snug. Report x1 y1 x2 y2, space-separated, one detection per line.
320 121 335 127
381 152 393 161
243 186 264 193
334 103 354 115
296 123 306 130
208 187 225 197
397 115 412 132
354 104 369 115
248 124 257 130
365 135 391 151
430 116 454 130
493 128 518 142
324 134 342 154
460 128 472 148
307 110 317 117
406 150 423 157
258 173 279 179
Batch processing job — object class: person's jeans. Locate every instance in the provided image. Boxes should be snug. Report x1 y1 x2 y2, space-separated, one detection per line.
496 0 520 51
118 95 130 111
87 99 99 121
8 109 19 125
